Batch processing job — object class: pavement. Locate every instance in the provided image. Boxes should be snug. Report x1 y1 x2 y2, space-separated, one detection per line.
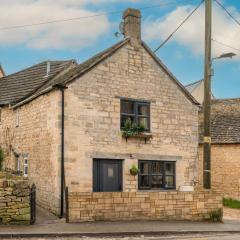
0 207 240 238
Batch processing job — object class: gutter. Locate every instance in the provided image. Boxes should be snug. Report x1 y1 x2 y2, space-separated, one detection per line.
54 84 67 218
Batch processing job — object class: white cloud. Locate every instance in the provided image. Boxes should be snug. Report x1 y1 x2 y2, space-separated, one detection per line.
0 0 114 50
143 3 240 58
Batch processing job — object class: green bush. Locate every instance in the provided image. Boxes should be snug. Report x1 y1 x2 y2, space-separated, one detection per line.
0 147 4 171
209 208 223 222
223 198 240 209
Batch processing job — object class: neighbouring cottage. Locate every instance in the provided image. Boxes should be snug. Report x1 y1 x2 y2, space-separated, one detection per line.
186 80 240 201
0 8 222 221
199 98 240 200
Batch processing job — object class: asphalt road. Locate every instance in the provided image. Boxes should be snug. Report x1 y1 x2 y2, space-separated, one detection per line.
2 234 240 240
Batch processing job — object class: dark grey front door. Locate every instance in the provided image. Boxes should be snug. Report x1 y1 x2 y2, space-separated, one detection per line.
93 159 122 192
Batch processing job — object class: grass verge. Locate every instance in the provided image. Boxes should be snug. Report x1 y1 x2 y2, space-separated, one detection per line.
223 198 240 209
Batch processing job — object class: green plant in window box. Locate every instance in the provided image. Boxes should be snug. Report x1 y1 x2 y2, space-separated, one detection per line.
130 164 139 176
122 118 146 137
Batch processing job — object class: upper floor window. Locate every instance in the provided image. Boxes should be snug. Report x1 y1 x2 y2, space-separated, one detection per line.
120 99 150 131
138 160 176 190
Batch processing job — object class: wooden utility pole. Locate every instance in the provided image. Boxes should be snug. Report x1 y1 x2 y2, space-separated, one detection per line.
203 0 212 189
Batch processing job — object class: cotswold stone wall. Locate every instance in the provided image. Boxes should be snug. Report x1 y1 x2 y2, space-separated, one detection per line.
199 145 240 201
68 190 222 222
0 91 61 215
64 42 199 193
0 172 30 224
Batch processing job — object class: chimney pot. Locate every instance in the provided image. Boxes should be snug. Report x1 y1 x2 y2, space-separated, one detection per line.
122 8 141 41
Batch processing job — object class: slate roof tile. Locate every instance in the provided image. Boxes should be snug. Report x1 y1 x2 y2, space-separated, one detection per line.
0 60 75 105
199 98 240 144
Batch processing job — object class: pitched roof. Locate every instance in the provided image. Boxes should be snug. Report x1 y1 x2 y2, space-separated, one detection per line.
199 98 240 144
0 60 75 106
19 38 198 107
0 65 5 78
13 38 199 108
185 79 215 104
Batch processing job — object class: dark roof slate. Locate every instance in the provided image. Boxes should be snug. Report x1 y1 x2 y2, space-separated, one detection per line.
199 98 240 144
0 60 74 105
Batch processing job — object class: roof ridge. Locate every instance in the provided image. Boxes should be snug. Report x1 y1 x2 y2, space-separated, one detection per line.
185 79 203 87
212 97 240 102
15 61 76 104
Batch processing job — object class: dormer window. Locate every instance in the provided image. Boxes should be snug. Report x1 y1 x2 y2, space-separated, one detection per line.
120 99 150 131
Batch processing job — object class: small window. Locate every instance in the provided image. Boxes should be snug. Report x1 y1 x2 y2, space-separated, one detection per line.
15 157 20 172
23 158 28 177
120 99 150 131
138 161 176 190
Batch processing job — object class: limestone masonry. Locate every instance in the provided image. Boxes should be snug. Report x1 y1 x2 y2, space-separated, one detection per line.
0 172 30 224
68 190 222 222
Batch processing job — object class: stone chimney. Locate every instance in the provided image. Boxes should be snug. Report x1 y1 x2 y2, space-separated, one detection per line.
122 8 141 41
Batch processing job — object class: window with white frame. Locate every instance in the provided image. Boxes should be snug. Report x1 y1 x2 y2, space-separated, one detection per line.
15 157 20 173
23 158 28 177
15 109 19 127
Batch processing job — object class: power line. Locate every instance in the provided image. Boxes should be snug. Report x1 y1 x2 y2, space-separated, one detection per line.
212 38 240 53
214 0 240 26
154 0 204 53
0 0 192 31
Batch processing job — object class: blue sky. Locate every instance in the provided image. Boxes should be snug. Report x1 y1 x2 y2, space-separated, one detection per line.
0 0 239 99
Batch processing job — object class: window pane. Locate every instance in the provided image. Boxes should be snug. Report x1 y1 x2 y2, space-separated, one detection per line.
121 101 134 114
121 115 134 128
139 162 149 174
165 163 174 175
138 104 149 116
151 175 163 188
139 175 149 188
151 162 163 174
138 117 148 129
165 176 174 188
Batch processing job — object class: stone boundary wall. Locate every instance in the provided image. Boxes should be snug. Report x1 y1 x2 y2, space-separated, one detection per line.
0 173 30 224
68 190 222 222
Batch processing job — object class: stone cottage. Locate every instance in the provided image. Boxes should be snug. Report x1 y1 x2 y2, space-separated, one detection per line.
186 81 240 201
198 98 240 200
0 8 222 221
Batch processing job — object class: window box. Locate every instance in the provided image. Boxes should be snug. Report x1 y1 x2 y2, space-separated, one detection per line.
121 131 153 143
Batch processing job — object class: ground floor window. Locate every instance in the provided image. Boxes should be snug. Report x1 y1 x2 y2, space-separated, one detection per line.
23 158 28 177
93 159 122 192
138 160 176 190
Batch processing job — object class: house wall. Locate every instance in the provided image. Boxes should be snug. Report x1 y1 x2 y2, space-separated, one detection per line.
64 43 199 195
0 91 61 214
199 144 240 201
